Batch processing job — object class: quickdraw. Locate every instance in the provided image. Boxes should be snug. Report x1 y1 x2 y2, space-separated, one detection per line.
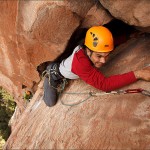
59 86 150 106
90 88 150 96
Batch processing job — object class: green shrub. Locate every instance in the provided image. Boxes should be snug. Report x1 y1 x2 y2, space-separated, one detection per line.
0 87 16 147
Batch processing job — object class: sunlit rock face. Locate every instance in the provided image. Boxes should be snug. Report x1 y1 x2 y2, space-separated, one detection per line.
4 34 150 149
99 0 150 32
0 0 149 110
1 0 150 149
0 0 111 110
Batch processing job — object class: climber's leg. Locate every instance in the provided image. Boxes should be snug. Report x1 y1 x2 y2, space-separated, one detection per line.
43 77 58 107
43 62 63 107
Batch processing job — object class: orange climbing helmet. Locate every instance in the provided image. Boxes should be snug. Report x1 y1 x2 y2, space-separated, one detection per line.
84 26 114 52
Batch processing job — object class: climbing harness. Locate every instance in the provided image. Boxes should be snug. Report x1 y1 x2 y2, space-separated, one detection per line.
42 63 64 90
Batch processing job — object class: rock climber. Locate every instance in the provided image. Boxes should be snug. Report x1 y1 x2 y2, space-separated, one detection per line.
43 26 150 107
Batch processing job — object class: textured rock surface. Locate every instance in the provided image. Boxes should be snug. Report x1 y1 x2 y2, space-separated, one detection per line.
4 34 150 149
0 0 149 110
99 0 150 32
0 0 150 149
0 0 110 111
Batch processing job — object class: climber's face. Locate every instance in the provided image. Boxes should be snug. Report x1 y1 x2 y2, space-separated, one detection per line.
86 48 110 68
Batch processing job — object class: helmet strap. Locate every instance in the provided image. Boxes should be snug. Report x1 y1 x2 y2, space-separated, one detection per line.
89 50 93 57
85 47 93 58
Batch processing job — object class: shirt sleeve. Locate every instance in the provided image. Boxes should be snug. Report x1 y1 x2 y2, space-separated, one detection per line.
71 49 137 92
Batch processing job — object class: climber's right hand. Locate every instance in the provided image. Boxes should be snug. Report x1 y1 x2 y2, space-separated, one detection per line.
134 66 150 81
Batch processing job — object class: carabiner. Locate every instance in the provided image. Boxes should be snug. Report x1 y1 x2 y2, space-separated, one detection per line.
124 88 143 94
124 88 150 97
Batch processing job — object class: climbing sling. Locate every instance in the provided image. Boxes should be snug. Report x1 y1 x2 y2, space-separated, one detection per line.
42 63 64 89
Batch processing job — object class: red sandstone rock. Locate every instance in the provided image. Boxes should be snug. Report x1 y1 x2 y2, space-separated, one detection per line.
0 0 99 111
0 1 150 148
4 34 150 149
99 0 150 32
81 5 113 28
